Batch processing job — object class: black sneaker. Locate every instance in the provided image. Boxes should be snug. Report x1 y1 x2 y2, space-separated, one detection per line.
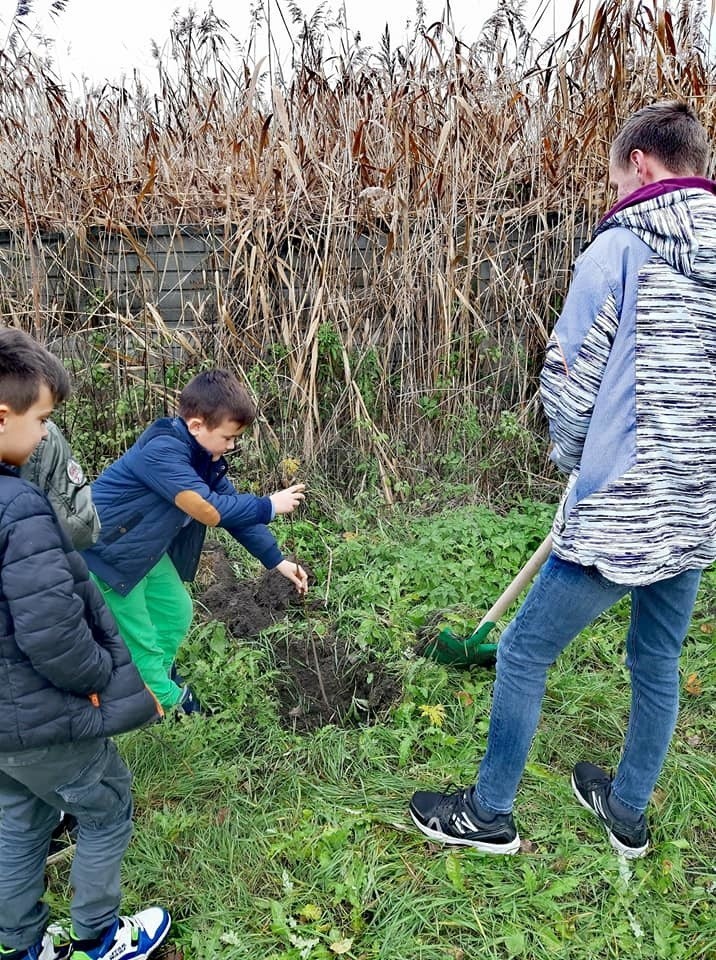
176 684 206 716
409 787 520 854
571 762 649 858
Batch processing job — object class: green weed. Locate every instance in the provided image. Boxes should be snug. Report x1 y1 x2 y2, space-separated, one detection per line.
47 498 716 960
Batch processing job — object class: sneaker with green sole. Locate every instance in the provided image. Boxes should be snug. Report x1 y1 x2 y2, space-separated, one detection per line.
70 908 171 960
0 930 71 960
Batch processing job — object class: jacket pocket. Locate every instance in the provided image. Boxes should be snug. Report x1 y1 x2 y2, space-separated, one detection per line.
101 512 143 544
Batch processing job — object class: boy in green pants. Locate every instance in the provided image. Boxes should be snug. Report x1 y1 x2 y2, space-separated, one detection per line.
83 369 307 714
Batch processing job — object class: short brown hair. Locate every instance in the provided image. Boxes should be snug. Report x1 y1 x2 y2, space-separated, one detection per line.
0 327 70 412
611 101 710 175
178 369 255 428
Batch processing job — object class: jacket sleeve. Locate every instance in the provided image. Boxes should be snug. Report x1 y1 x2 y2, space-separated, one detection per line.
212 473 284 569
134 435 274 530
540 244 621 473
1 488 113 694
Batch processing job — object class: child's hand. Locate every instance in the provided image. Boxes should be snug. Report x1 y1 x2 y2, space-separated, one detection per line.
270 483 306 515
276 559 309 594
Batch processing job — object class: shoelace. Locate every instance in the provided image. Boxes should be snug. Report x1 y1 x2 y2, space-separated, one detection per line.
434 788 473 825
117 918 140 946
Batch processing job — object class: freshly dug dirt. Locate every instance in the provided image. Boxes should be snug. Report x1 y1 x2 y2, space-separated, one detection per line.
154 945 183 960
197 541 306 638
197 542 402 732
270 631 402 732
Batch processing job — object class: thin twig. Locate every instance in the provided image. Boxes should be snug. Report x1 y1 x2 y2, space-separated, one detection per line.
323 545 333 607
309 633 331 709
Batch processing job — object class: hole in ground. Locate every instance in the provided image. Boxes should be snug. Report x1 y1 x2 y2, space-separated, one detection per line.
196 542 402 732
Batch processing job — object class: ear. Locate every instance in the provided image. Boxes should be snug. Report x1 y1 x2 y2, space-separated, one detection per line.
0 404 9 432
185 416 205 437
629 148 645 178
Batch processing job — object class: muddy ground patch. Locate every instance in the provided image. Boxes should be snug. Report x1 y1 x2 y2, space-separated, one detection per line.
197 542 401 732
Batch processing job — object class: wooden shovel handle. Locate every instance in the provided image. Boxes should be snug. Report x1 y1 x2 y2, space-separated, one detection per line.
477 533 553 628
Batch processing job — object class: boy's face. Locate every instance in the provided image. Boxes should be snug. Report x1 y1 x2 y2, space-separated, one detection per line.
0 383 54 467
187 416 246 461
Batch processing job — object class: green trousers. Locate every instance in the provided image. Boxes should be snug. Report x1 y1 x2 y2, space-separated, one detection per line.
92 553 193 709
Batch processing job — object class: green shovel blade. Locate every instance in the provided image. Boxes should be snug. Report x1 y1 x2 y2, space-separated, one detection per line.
422 620 498 667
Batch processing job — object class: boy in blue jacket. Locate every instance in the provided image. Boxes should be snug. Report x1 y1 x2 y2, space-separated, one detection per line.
0 328 169 960
83 369 308 714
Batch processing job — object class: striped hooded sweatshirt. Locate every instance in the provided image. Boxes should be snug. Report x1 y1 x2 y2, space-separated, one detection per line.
541 180 716 585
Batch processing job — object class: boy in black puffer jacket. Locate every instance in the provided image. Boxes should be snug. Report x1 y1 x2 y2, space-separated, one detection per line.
21 417 102 862
0 329 169 960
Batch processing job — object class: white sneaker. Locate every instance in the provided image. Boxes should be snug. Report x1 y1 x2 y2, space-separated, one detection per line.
3 928 71 960
69 908 171 960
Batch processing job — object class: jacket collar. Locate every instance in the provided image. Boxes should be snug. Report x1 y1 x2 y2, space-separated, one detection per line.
171 417 228 476
172 415 199 449
600 176 716 226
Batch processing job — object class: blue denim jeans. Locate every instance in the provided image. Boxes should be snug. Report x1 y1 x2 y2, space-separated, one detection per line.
475 554 702 816
0 738 132 951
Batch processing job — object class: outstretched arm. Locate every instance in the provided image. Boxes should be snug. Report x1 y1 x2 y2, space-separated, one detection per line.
218 477 309 592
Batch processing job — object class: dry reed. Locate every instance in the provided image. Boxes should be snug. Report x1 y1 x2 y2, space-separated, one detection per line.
0 0 714 500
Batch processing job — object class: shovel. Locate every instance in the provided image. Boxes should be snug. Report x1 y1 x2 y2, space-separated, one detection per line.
422 533 553 667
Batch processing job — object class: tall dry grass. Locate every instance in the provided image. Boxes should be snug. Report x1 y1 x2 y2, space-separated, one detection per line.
0 0 714 501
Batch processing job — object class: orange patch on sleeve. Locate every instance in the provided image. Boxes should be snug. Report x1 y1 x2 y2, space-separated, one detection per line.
174 490 221 526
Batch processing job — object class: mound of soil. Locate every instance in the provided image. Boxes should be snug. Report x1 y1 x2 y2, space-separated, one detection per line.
197 541 307 638
197 542 401 732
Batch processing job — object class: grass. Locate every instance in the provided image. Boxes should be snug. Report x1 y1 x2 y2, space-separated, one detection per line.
47 496 716 960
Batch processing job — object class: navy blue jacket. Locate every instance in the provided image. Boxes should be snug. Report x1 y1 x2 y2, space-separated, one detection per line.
0 466 160 751
83 417 283 595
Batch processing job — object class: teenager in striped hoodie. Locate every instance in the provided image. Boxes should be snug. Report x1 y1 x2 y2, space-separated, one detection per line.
410 101 716 858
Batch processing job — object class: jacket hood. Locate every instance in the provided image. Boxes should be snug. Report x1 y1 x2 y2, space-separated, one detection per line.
595 183 716 285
